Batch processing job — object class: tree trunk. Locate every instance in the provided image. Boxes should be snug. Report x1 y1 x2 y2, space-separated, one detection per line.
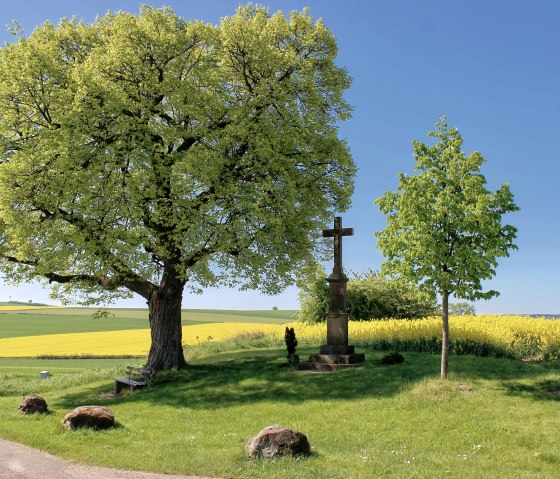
146 278 187 372
441 290 450 379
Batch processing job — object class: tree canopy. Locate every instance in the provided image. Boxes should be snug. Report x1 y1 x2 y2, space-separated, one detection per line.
375 117 518 377
449 302 476 316
0 5 355 370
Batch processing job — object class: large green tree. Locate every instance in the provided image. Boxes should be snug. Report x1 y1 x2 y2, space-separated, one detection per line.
375 117 518 378
0 5 355 372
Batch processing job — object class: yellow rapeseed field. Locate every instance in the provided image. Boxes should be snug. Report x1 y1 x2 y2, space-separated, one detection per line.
287 315 560 345
0 322 283 357
1 315 558 359
0 305 61 311
284 315 560 359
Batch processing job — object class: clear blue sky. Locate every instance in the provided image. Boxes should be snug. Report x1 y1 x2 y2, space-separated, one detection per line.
1 1 559 314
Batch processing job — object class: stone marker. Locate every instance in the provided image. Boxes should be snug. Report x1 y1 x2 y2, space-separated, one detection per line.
62 405 114 430
301 217 365 371
246 425 311 459
18 395 49 415
322 216 353 350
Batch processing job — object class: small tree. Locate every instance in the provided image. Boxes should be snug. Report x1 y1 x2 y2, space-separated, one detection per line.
449 302 476 316
375 117 518 378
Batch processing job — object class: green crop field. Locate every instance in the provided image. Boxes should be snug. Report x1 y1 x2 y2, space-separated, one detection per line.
0 307 296 339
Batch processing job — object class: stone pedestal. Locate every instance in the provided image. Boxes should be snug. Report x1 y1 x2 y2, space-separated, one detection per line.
300 313 365 372
302 348 365 372
320 344 355 355
326 312 349 346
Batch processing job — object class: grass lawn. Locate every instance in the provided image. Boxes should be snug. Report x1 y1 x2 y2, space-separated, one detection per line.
1 348 560 478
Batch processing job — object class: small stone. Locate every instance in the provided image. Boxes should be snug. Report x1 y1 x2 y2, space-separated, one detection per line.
246 425 311 459
19 395 49 415
62 406 115 430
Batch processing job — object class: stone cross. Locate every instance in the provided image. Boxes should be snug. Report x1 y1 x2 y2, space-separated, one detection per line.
322 216 353 278
299 215 365 370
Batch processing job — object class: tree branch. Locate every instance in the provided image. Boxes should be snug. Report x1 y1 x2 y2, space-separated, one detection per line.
32 206 157 298
1 252 155 299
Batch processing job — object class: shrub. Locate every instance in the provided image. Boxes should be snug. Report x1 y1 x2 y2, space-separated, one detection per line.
284 327 299 365
297 267 330 323
380 352 405 365
298 269 437 322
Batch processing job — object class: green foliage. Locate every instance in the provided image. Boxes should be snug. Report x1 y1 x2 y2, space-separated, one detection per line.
449 302 476 316
375 117 519 302
0 5 355 302
90 308 113 320
298 268 437 322
347 271 437 320
354 332 560 361
297 266 330 323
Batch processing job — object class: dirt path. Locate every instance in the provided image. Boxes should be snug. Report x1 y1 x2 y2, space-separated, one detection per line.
0 440 221 479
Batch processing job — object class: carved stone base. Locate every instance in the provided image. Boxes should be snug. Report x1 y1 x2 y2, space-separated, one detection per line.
299 345 365 373
309 353 365 365
320 344 355 355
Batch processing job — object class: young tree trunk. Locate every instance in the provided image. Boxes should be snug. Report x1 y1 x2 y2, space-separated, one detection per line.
146 277 187 372
441 290 450 379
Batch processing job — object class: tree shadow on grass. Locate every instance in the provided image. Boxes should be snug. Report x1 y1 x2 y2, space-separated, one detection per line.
501 378 560 402
57 349 434 409
448 354 560 381
56 348 560 410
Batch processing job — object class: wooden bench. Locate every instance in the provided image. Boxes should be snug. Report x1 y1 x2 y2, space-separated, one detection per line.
113 366 152 394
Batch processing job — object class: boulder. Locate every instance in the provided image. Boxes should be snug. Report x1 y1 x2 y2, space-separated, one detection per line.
246 425 311 459
18 395 49 415
62 406 115 431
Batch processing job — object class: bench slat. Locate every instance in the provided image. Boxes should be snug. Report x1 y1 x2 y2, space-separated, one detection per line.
114 366 153 394
114 378 146 386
